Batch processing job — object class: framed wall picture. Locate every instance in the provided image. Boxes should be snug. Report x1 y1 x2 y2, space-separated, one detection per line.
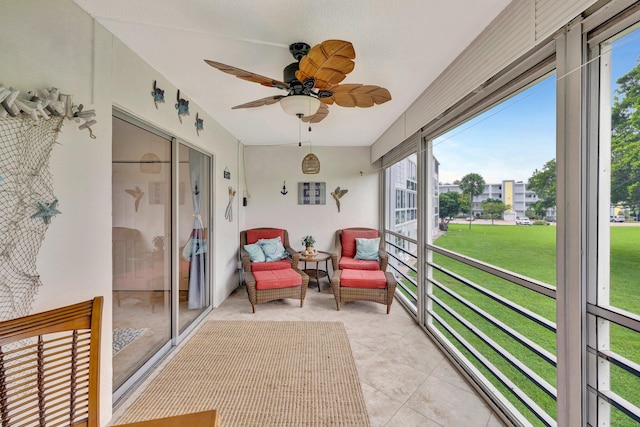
298 182 326 205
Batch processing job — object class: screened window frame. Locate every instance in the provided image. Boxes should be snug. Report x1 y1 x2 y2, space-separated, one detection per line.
377 2 640 425
584 2 640 425
414 32 560 427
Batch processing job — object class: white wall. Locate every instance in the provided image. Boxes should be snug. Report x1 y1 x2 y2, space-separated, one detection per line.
1 0 114 422
1 0 242 424
243 146 379 252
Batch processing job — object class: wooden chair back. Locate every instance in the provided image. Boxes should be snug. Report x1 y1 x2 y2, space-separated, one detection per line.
0 297 221 427
0 297 103 427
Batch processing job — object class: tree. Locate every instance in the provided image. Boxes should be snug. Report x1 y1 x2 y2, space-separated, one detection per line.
532 201 547 219
527 159 556 212
611 57 640 209
459 173 486 229
481 198 511 225
438 192 463 230
460 194 471 217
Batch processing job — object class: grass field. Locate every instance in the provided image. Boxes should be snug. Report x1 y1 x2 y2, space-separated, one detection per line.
399 223 640 426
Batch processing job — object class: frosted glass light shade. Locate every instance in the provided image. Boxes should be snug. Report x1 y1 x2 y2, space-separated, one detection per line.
280 95 321 117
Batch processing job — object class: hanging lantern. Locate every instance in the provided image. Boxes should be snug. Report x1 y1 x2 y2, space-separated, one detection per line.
302 153 320 174
140 152 161 174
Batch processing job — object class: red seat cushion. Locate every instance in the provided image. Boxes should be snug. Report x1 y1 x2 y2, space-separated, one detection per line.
339 256 380 271
341 229 379 258
340 269 387 289
251 260 291 271
254 269 301 290
246 229 284 245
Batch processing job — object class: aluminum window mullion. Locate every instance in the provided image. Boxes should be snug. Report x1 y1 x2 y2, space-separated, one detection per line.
588 304 640 334
555 19 587 427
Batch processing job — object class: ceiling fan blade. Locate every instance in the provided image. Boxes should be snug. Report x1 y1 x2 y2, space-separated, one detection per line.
296 40 356 89
231 95 284 109
301 103 329 123
322 84 391 108
204 59 289 90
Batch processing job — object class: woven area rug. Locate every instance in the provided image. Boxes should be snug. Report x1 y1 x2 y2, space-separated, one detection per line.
115 320 370 426
113 327 148 356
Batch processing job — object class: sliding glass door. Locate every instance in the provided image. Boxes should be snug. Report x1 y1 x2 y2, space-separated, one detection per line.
112 113 212 397
177 144 210 333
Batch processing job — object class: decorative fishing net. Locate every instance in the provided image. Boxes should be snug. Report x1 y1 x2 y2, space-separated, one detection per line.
0 116 63 321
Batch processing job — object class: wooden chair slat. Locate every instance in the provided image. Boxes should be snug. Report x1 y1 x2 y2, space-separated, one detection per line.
0 297 102 427
1 296 219 426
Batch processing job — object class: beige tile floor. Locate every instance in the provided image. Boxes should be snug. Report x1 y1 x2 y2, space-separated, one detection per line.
114 280 507 426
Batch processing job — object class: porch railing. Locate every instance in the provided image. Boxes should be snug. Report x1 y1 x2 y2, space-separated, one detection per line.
383 229 640 427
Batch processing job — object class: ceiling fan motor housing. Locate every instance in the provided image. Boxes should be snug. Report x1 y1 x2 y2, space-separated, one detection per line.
289 42 310 60
283 62 300 84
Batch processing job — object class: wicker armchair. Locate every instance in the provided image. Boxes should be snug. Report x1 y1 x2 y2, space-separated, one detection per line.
330 227 388 271
245 268 309 313
331 270 397 314
240 228 307 312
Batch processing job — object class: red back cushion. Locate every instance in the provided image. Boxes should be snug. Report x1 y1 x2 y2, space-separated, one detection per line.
251 259 291 272
339 256 381 271
246 228 284 245
341 229 379 257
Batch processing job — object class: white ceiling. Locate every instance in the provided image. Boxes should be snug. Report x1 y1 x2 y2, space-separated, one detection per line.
72 0 511 147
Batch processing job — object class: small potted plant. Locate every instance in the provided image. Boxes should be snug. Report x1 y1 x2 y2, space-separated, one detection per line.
301 235 315 256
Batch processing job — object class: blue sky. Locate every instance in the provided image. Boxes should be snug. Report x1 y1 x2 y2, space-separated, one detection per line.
433 28 640 185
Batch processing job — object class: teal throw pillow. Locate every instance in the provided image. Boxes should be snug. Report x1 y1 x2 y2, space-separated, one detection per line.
244 243 266 262
354 237 380 261
258 237 288 262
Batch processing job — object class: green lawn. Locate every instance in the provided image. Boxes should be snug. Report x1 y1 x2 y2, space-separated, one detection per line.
399 223 640 426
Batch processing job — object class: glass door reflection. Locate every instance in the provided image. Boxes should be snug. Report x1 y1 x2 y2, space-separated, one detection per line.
112 116 172 391
177 144 210 333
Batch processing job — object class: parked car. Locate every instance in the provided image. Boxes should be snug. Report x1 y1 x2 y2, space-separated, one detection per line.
516 217 531 225
614 215 625 222
544 216 556 222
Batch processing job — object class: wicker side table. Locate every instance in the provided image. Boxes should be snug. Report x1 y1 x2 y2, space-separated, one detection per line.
299 250 331 291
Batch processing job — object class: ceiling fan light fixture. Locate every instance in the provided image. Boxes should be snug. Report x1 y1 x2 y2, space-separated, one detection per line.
280 95 321 117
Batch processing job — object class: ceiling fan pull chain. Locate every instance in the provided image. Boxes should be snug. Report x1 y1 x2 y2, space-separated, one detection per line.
297 113 302 146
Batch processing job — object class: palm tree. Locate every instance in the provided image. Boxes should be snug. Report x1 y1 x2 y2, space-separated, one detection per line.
459 173 486 229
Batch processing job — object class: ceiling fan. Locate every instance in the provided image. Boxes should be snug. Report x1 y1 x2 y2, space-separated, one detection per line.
204 40 391 123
